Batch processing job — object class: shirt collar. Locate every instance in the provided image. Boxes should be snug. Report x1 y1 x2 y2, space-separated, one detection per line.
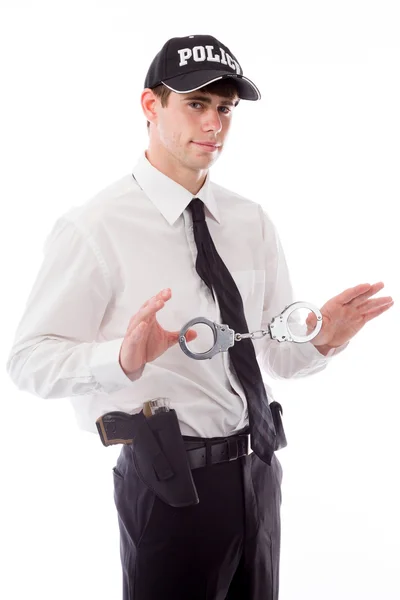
132 151 221 226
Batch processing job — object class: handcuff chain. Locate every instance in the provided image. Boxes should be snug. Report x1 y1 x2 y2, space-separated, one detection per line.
234 329 269 341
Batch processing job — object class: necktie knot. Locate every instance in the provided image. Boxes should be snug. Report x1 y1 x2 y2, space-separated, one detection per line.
189 198 206 223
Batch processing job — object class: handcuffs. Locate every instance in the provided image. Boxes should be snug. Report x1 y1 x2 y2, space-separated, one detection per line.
179 301 323 360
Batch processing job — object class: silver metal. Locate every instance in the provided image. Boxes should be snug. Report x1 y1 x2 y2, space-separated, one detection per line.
147 397 171 414
269 300 323 343
179 301 323 360
179 317 235 360
234 330 268 341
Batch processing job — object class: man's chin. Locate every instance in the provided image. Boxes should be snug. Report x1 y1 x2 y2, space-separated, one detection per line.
192 156 219 171
191 147 221 164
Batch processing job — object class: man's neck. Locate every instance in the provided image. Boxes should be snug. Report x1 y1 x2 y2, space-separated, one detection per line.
145 148 207 196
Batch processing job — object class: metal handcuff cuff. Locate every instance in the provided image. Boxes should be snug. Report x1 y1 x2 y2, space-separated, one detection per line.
179 301 323 360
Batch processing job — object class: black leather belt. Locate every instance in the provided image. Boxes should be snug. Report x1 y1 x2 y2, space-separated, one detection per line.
184 434 249 470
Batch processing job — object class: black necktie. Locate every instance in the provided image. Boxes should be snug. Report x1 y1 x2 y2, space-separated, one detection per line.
189 198 287 466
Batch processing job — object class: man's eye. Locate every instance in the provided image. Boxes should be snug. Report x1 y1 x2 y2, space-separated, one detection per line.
188 103 231 114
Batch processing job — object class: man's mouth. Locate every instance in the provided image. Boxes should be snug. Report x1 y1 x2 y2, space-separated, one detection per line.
192 141 221 151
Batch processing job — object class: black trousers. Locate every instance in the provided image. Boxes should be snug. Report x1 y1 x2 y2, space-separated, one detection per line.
112 438 283 600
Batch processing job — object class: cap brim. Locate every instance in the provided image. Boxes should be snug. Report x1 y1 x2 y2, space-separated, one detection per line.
161 70 261 101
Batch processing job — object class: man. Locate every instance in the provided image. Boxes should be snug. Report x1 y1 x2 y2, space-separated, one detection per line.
6 34 394 599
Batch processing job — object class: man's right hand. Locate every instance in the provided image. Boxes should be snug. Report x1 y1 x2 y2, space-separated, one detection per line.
119 288 197 377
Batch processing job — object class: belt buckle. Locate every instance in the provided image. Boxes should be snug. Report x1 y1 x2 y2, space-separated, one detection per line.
227 437 239 461
238 434 249 457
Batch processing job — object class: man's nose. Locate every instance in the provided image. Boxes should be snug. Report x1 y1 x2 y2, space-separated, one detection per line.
202 110 222 133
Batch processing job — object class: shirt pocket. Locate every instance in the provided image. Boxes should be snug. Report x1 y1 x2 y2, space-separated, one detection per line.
230 269 265 333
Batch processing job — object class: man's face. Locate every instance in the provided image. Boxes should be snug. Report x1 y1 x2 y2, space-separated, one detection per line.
152 89 239 171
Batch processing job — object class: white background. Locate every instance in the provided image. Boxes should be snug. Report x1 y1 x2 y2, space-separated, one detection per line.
1 1 399 599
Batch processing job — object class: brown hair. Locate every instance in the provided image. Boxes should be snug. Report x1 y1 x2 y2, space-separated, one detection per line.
146 79 240 129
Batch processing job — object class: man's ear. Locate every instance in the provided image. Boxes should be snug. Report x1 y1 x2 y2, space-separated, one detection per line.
141 88 158 127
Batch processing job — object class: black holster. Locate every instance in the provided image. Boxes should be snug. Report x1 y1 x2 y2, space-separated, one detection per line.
270 401 288 451
130 409 199 508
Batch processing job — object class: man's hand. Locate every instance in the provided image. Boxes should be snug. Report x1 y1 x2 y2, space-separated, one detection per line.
305 281 394 351
119 288 197 377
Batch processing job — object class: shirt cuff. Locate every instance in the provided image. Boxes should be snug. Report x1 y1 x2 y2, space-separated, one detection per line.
90 338 145 393
309 340 350 359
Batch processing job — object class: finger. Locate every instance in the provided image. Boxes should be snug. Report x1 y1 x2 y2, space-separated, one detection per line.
141 288 171 310
351 282 386 307
337 283 373 305
184 329 198 342
357 296 393 313
167 328 198 347
127 295 166 332
361 300 394 321
143 289 171 311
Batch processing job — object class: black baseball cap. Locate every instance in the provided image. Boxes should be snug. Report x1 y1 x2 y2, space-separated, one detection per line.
144 34 261 101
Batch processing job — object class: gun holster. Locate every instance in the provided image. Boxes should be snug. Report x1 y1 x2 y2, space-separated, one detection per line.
270 401 288 451
130 409 199 508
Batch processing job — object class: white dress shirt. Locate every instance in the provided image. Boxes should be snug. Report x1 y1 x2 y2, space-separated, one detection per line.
6 152 348 438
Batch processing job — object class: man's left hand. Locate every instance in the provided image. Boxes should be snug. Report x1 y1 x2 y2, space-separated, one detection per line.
305 281 394 350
